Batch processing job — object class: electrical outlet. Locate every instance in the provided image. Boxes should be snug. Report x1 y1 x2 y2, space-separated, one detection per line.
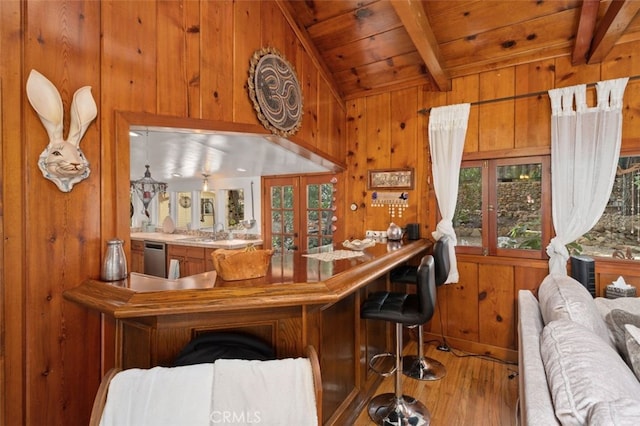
365 230 378 238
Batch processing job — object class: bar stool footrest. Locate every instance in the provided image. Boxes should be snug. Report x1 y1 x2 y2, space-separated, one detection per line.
369 352 396 377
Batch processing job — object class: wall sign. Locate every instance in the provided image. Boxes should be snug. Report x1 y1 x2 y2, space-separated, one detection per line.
248 47 303 137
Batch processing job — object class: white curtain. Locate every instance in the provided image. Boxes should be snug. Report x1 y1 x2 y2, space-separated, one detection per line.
546 78 628 274
429 103 471 283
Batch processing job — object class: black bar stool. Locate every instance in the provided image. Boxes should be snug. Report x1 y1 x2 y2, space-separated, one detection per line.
390 238 449 381
360 255 436 426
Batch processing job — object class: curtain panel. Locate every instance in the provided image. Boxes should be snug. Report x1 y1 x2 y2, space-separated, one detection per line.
428 103 471 283
546 77 629 274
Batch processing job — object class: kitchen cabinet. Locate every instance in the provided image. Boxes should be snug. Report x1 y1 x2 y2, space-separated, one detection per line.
167 245 206 277
130 240 144 273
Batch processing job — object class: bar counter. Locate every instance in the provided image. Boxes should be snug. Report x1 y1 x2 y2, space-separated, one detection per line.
64 239 431 425
65 239 430 317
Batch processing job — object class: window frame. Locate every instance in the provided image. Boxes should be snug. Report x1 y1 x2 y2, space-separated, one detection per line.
454 155 551 260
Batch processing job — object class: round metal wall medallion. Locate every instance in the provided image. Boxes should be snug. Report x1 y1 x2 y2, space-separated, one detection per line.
248 47 303 137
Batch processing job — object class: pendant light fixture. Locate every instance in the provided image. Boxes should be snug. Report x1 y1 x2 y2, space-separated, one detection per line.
202 173 210 192
130 130 168 217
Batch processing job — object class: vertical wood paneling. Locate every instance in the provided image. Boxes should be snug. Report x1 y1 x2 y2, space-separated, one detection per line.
345 98 367 239
24 1 103 424
318 77 333 153
1 0 26 423
329 92 346 160
233 1 262 125
390 88 419 224
364 93 391 231
299 51 318 149
448 75 479 153
447 261 479 342
514 262 549 298
601 43 640 150
478 264 515 349
201 0 234 121
515 61 554 149
157 0 190 116
479 68 515 152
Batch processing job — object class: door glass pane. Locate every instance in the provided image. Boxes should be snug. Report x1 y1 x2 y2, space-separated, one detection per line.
455 167 483 247
305 181 334 250
284 211 294 234
271 185 295 253
283 186 294 208
308 184 320 208
496 163 542 250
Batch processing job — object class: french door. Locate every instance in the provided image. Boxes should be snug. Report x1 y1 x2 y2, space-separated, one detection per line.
263 174 337 254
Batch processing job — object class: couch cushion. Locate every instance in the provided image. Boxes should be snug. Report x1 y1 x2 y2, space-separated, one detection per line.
604 309 640 364
541 320 640 425
625 324 640 381
595 297 640 318
587 399 640 426
538 274 614 348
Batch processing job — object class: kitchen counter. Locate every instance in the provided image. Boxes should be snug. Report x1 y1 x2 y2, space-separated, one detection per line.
131 231 263 249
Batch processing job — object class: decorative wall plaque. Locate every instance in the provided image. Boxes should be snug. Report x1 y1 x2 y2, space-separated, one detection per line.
248 47 303 137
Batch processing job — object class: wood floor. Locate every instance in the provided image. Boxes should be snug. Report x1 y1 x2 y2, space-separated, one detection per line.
352 340 519 425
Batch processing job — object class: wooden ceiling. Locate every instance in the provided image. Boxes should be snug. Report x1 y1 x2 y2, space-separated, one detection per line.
282 0 640 100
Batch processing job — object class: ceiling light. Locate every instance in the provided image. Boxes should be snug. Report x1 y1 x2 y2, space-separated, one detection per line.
130 130 168 217
202 173 210 192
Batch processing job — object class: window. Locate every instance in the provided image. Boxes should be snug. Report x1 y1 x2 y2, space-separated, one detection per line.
454 156 551 258
579 154 640 260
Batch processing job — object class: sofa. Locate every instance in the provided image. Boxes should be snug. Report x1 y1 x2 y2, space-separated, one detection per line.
518 274 640 425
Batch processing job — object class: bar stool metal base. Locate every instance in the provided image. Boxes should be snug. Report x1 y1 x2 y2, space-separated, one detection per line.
367 393 431 426
402 355 446 381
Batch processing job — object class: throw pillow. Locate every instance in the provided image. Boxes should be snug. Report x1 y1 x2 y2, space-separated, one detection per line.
625 324 640 381
538 274 614 348
587 398 640 426
541 320 640 425
604 309 640 365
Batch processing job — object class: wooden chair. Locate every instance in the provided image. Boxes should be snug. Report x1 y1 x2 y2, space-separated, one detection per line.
90 345 322 425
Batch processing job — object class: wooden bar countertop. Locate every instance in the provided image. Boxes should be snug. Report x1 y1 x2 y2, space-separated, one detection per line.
64 239 431 319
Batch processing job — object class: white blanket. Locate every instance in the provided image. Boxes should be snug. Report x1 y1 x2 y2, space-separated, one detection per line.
211 357 317 426
100 363 214 426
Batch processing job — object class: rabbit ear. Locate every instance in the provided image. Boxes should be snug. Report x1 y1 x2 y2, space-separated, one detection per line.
67 86 97 147
26 69 64 141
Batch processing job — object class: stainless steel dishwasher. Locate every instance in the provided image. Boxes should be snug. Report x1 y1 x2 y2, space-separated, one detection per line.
143 241 167 277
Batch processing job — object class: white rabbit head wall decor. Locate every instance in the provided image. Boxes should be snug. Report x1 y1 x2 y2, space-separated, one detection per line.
26 69 97 192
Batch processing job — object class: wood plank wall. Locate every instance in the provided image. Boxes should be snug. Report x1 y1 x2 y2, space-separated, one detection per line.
3 0 640 424
0 1 345 424
345 41 640 361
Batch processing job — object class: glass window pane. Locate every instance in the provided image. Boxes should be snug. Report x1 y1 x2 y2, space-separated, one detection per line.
580 155 640 259
308 237 319 250
284 211 294 233
283 186 294 209
454 167 482 247
271 187 282 208
321 183 332 208
496 163 542 250
308 184 319 208
307 211 319 235
271 211 282 233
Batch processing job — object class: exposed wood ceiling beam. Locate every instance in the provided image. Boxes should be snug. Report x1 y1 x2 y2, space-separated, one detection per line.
390 0 451 91
572 0 600 66
588 0 640 63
